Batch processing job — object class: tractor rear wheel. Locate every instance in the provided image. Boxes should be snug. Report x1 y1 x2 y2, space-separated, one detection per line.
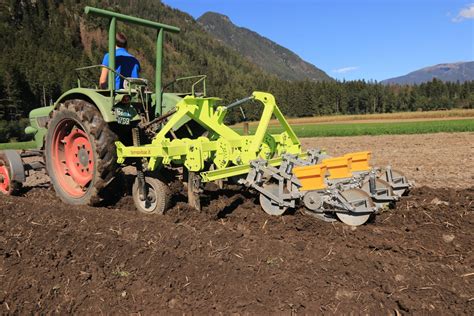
45 99 119 205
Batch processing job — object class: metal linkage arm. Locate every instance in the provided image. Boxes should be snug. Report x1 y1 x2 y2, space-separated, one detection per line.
224 96 255 110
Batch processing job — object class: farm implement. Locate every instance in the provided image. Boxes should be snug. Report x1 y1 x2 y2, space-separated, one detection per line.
0 7 411 226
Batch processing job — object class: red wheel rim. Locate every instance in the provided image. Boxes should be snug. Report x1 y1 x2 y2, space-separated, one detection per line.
51 119 95 198
0 164 11 194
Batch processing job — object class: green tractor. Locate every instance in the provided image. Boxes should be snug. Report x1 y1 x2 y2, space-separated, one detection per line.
0 7 411 226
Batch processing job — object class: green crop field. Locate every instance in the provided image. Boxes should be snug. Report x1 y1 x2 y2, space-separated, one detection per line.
0 120 472 150
0 141 36 150
234 119 474 138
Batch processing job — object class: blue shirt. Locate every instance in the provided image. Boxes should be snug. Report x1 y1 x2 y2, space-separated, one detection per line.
102 48 140 89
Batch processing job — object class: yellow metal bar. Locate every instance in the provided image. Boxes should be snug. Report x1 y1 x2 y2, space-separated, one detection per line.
249 92 275 155
200 152 309 182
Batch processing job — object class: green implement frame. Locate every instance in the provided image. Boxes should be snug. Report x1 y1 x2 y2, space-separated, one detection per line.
116 91 303 181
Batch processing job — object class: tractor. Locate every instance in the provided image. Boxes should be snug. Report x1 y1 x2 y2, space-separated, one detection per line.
0 7 411 226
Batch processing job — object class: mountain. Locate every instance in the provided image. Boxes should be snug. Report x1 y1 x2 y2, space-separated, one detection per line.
197 12 332 82
0 0 281 117
382 62 474 85
0 0 472 134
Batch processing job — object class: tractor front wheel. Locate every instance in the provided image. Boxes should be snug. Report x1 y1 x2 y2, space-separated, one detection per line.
45 100 118 205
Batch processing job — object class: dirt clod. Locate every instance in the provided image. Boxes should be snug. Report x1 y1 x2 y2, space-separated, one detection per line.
442 234 456 243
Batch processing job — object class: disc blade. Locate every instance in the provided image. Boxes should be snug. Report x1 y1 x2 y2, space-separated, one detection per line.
336 188 373 226
336 211 370 226
259 183 287 216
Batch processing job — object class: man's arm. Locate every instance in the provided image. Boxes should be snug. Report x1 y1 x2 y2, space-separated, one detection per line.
99 67 108 89
99 53 109 89
131 60 141 78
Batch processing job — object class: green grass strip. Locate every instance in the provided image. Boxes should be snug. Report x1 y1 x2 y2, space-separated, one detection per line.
234 119 474 138
0 141 37 150
0 120 472 150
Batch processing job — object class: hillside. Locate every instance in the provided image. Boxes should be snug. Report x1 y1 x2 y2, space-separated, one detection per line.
198 12 332 82
382 62 474 85
0 0 472 133
0 0 276 117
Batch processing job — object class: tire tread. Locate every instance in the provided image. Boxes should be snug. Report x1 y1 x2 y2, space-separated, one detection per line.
45 99 119 206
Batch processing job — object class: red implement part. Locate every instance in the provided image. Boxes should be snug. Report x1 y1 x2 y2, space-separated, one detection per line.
51 119 95 198
0 164 11 195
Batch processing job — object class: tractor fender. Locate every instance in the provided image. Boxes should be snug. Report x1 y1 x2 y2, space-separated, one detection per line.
54 88 116 122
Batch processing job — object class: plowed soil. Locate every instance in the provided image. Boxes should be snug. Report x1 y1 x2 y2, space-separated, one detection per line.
1 133 473 314
301 132 474 189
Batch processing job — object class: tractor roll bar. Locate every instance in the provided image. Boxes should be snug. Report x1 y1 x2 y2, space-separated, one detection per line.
84 7 180 33
84 6 181 116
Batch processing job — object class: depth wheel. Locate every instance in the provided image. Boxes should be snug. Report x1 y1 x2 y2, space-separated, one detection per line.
45 100 118 205
337 188 374 226
259 183 288 216
132 176 171 214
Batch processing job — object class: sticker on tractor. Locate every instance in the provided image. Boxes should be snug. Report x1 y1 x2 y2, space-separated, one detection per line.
115 108 132 125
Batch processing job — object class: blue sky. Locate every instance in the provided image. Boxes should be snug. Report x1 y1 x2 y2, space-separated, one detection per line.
162 0 474 81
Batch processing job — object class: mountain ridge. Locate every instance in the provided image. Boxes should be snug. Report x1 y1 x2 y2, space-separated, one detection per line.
197 12 332 82
382 61 474 85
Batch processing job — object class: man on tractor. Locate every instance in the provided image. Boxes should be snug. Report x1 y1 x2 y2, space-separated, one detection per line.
99 32 140 89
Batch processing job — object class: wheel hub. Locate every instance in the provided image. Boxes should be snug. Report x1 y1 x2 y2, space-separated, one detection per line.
138 183 158 212
63 128 94 187
303 191 324 211
78 148 90 167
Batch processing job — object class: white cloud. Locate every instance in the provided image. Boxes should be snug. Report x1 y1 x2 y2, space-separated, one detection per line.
452 3 474 22
333 66 359 74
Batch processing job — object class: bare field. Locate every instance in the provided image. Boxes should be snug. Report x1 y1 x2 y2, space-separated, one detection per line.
1 132 473 314
301 132 474 189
